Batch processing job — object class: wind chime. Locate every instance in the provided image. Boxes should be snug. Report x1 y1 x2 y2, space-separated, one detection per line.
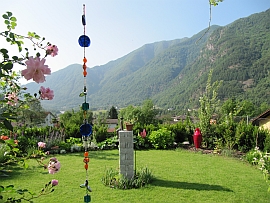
78 4 92 203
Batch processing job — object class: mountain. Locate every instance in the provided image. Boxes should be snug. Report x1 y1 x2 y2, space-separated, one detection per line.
25 9 270 112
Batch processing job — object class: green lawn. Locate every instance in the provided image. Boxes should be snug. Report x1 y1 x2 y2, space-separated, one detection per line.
1 149 269 203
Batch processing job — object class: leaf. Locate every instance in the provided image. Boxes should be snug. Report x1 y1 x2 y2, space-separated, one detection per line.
34 34 40 40
10 17 17 22
6 185 14 190
7 12 12 17
12 56 19 60
4 20 10 25
2 14 9 19
16 189 24 195
9 32 14 39
0 186 4 192
2 62 13 70
11 22 17 29
0 48 8 54
3 119 13 131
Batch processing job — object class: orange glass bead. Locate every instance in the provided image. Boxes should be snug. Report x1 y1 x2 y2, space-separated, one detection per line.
83 157 90 163
84 164 88 170
83 71 87 76
83 57 87 63
84 151 89 157
83 64 87 70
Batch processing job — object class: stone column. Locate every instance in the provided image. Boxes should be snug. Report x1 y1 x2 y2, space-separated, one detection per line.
119 130 134 179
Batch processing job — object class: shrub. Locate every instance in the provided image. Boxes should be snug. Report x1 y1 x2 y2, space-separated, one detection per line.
101 167 154 189
235 122 258 152
264 131 270 152
148 128 175 149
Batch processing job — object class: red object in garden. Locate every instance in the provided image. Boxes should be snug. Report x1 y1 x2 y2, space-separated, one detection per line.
193 128 202 149
140 129 147 138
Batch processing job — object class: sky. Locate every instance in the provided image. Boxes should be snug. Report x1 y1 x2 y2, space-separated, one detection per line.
1 0 270 78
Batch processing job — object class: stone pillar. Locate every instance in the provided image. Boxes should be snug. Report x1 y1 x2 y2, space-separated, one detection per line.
119 130 134 179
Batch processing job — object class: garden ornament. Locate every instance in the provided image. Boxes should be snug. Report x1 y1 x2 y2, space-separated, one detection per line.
78 4 92 202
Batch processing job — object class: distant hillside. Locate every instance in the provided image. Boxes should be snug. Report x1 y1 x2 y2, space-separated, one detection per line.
25 9 270 112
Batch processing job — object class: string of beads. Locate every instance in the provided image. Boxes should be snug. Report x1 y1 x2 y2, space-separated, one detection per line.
78 4 92 203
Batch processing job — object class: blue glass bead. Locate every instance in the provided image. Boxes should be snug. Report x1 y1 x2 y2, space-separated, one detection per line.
79 35 91 47
80 123 92 137
84 194 91 202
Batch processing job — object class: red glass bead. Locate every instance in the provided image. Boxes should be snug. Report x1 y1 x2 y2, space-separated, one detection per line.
83 157 90 163
84 164 88 170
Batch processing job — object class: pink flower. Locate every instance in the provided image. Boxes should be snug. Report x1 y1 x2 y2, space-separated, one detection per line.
51 179 59 186
46 45 58 57
38 141 46 148
5 92 18 106
140 129 147 138
22 56 51 83
39 86 54 100
48 157 61 174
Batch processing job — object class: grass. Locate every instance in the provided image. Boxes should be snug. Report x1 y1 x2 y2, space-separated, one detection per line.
0 149 269 203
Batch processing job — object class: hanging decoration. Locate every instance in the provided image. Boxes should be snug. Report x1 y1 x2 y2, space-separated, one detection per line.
78 4 92 203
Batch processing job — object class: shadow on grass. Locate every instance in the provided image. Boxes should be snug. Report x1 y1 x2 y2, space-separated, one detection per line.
151 178 233 192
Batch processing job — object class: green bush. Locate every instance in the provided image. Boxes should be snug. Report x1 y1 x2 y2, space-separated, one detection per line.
94 125 109 143
101 167 154 189
148 128 175 149
235 122 258 152
264 131 270 152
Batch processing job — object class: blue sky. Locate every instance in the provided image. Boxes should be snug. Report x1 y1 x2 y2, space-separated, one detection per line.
1 0 270 76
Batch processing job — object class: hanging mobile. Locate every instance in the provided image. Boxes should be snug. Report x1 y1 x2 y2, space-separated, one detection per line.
78 4 92 203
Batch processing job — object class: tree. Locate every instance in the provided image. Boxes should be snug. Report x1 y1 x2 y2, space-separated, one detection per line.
198 69 222 148
108 106 118 119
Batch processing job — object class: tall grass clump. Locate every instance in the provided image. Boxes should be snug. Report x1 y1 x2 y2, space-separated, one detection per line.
101 167 154 189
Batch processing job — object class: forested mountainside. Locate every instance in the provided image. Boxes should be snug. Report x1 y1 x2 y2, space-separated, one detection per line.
25 9 270 112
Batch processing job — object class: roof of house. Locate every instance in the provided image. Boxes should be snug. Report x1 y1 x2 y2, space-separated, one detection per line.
105 119 118 124
251 109 270 125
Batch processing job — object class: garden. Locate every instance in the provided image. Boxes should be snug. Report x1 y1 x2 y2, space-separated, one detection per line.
1 8 270 203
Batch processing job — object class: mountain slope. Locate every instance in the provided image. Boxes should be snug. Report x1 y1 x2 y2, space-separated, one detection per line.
25 9 270 111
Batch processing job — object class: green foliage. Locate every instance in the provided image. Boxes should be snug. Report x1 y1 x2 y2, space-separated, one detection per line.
0 181 57 202
101 167 154 189
167 120 193 145
198 69 221 148
148 128 175 149
245 148 270 192
108 106 118 119
97 136 119 150
0 142 9 164
235 122 258 152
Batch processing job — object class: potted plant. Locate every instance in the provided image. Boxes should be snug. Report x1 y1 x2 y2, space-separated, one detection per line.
125 121 133 131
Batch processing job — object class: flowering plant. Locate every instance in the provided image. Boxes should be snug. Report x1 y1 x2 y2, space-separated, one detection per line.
0 11 60 202
0 180 59 202
0 11 57 131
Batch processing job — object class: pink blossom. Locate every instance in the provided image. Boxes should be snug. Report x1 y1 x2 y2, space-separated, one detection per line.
5 92 18 106
22 56 51 83
38 141 46 148
51 179 59 186
48 157 61 174
46 45 58 57
140 129 147 138
39 86 54 100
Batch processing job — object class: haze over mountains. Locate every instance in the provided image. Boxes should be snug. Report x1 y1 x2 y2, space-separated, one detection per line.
25 9 270 112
